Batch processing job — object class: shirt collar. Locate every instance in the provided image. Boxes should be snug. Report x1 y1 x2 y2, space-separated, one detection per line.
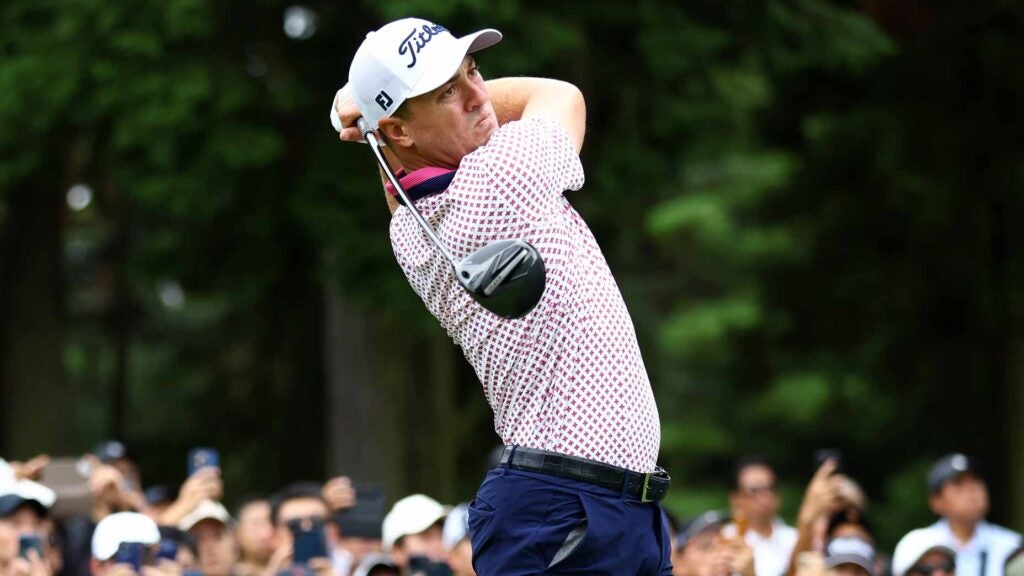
383 167 457 206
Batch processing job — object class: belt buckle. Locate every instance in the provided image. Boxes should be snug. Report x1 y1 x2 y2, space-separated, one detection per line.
641 472 654 503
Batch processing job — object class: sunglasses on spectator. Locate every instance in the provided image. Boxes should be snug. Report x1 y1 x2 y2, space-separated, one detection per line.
909 561 955 575
740 484 776 496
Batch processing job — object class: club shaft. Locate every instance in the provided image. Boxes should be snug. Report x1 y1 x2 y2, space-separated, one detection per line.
359 122 457 265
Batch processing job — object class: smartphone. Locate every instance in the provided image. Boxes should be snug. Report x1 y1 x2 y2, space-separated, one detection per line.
289 518 328 565
155 540 178 563
408 556 453 576
813 448 843 473
19 535 43 559
187 448 220 476
40 457 94 519
113 542 144 573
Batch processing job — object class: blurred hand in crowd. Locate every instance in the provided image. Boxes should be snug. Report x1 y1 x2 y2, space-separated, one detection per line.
261 542 292 576
306 557 334 576
141 559 183 576
7 549 53 576
9 457 49 482
159 468 222 527
87 459 146 521
94 562 143 576
794 551 827 576
321 478 355 512
798 460 843 527
706 535 755 576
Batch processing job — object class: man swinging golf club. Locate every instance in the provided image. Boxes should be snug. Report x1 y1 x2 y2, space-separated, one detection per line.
332 17 672 575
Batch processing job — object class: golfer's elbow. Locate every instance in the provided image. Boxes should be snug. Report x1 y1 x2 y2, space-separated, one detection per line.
563 83 586 153
535 80 586 153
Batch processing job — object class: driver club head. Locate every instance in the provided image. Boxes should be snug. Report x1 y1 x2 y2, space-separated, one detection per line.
453 239 546 319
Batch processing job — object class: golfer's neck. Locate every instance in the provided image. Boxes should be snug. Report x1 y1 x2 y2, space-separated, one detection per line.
393 147 459 172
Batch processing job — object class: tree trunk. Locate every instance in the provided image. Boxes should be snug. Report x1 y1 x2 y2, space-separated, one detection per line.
323 286 391 483
0 182 74 457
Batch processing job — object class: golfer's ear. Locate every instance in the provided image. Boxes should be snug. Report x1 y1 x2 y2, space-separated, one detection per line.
378 117 413 148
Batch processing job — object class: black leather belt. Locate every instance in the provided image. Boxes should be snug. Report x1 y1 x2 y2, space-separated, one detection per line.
498 446 671 503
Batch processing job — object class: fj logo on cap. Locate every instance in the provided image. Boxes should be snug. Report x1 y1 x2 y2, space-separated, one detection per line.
375 90 394 111
398 24 448 68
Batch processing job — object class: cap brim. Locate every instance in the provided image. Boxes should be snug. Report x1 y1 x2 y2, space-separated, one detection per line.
407 29 502 99
918 546 956 562
827 555 874 572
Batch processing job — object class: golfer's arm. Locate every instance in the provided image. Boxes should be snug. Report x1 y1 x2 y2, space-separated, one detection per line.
487 77 586 153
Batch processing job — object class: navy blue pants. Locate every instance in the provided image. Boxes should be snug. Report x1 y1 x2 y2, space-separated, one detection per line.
467 464 673 575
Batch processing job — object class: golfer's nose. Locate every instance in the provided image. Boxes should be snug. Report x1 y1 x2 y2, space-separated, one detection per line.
464 78 487 111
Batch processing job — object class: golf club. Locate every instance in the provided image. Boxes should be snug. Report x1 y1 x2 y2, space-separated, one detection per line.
357 118 546 319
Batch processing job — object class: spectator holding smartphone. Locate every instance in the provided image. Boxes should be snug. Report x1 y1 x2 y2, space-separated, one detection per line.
159 461 222 529
266 483 337 576
334 488 387 575
90 512 181 576
787 458 870 576
179 501 236 576
723 457 797 576
0 479 57 576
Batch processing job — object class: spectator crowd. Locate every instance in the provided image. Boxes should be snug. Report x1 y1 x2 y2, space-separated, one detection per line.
0 443 1019 576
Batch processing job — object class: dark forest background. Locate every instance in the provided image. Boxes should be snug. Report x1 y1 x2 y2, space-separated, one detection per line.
1 0 1021 550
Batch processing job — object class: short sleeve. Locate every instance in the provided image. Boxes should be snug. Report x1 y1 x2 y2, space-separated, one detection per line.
458 118 585 222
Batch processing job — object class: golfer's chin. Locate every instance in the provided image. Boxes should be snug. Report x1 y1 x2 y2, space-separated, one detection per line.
473 114 499 145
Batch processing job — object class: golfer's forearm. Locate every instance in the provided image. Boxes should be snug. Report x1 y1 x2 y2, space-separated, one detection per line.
487 77 586 152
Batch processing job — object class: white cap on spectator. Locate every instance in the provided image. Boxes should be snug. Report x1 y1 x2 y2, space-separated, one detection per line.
442 503 470 551
92 512 160 560
0 478 57 513
0 459 56 517
0 460 16 486
892 528 956 576
826 536 876 573
381 494 446 552
178 499 231 531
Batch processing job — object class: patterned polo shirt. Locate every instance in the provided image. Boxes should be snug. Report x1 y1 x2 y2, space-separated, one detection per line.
389 118 661 472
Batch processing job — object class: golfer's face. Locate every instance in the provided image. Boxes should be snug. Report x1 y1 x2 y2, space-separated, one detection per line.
404 56 498 167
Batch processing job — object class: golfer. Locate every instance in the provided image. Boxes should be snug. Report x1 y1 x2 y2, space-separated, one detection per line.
333 18 671 575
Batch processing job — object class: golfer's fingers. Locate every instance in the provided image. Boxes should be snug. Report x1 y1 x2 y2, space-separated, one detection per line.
338 127 363 142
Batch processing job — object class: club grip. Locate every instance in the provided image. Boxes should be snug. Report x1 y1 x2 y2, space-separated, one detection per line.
356 117 374 137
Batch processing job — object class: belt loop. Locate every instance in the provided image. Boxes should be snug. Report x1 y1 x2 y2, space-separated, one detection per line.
502 446 517 476
620 470 630 498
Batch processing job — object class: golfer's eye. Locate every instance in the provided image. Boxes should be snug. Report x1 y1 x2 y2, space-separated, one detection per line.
468 65 480 77
442 84 456 98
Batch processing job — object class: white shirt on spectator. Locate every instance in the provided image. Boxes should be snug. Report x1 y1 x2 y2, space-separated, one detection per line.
389 118 662 472
921 519 1022 576
722 519 798 576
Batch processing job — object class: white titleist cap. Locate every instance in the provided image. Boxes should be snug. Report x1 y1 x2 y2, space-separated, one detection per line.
348 18 501 130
